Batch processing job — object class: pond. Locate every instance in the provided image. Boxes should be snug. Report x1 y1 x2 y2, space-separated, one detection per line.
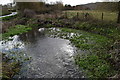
1 28 85 78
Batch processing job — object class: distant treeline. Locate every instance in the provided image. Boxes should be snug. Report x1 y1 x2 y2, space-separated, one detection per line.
16 2 64 13
16 2 92 13
17 2 119 12
64 2 119 12
2 2 119 16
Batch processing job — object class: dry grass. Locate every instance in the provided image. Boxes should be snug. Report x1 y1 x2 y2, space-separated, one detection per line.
64 10 118 22
36 12 64 20
2 21 17 33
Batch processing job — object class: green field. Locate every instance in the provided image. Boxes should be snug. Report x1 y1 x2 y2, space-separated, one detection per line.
64 10 118 22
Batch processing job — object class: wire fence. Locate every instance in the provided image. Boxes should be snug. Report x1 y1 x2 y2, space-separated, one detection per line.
63 11 118 22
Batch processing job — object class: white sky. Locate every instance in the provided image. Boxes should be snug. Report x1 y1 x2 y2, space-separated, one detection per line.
47 0 102 5
0 0 11 5
0 0 116 6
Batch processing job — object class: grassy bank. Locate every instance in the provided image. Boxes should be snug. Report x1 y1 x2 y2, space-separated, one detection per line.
0 14 18 21
73 21 120 40
35 17 119 78
2 61 20 78
1 51 31 79
75 54 115 78
2 15 17 21
1 14 34 78
2 9 11 16
1 25 32 78
43 27 117 78
1 24 32 79
1 25 32 39
37 18 120 40
60 28 116 78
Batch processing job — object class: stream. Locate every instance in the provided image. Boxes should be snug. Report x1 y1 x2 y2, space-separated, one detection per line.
0 12 17 18
1 28 85 78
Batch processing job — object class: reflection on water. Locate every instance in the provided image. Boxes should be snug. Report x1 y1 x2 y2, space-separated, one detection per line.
0 12 17 18
0 35 25 53
1 28 84 78
0 35 30 63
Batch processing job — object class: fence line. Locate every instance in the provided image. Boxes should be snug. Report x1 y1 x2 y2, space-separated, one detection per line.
63 11 117 22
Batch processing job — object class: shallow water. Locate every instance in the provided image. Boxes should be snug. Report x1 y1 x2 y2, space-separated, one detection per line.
0 12 17 18
1 28 84 78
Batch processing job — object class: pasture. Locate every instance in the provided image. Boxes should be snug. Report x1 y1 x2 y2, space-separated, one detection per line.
64 10 118 22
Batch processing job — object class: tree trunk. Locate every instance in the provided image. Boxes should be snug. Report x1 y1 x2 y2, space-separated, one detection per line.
117 1 120 23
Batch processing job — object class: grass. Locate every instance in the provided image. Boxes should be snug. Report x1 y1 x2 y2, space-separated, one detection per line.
47 27 117 78
37 17 120 41
70 33 112 50
73 22 120 40
1 11 119 78
1 17 33 78
2 62 20 79
28 16 120 78
60 28 113 51
2 25 32 39
75 54 116 78
64 10 118 22
2 51 31 79
61 28 117 78
0 14 18 21
1 9 11 16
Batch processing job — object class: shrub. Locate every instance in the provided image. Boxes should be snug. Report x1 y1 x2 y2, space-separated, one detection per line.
23 9 36 18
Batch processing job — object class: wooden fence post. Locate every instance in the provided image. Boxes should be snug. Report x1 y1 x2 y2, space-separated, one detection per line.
85 13 89 20
77 12 79 19
65 12 67 18
102 12 104 21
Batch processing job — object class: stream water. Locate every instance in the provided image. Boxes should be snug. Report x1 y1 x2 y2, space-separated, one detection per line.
0 12 17 18
1 28 85 78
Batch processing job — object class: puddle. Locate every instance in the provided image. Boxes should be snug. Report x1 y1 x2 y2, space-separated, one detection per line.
1 27 85 78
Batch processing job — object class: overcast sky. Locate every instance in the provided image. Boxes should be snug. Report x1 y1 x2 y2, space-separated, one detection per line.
0 0 117 6
47 0 102 5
